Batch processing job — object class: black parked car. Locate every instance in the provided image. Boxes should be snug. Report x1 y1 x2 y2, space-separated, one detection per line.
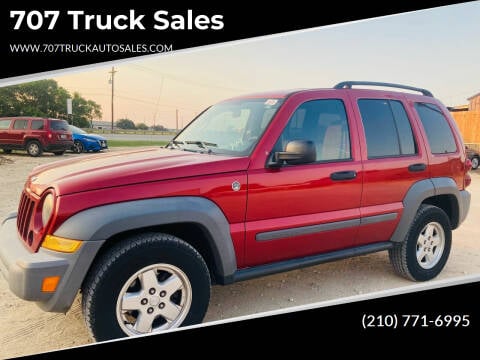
466 146 479 170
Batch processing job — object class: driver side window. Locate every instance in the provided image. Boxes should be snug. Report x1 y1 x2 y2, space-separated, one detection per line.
274 99 351 162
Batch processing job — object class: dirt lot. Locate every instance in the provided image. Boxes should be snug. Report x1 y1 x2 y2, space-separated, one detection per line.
1 150 479 358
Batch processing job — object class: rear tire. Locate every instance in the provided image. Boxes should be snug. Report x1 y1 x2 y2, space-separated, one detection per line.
26 140 43 157
472 156 479 170
389 204 451 281
82 232 211 341
73 141 84 153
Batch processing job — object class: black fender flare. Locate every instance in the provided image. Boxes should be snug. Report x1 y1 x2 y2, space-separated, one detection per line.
53 197 238 280
391 178 470 242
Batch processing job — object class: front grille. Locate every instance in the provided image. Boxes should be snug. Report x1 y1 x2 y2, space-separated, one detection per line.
16 191 37 246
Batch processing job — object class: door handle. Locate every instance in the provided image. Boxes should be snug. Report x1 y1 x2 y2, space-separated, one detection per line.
408 163 427 172
330 170 357 181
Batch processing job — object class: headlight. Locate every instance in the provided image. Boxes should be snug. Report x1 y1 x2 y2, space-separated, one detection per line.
41 193 55 226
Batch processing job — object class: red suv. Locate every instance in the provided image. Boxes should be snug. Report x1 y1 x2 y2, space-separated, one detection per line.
0 117 73 156
0 82 471 341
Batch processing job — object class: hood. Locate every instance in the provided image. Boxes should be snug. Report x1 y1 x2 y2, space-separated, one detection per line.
28 148 250 196
74 133 106 141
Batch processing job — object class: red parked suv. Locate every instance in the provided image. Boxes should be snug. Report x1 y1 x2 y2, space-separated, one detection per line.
0 82 471 341
0 117 73 156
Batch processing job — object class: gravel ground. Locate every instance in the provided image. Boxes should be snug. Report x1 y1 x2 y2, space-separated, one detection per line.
1 149 479 358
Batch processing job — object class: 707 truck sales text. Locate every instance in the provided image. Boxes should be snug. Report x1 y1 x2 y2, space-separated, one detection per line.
10 9 224 31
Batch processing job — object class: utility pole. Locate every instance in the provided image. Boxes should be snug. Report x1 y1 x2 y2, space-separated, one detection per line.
176 109 179 132
152 75 164 133
109 66 117 131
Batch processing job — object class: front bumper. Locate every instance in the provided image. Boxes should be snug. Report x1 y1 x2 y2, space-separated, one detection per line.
458 189 471 226
84 139 108 151
98 140 108 150
0 214 103 312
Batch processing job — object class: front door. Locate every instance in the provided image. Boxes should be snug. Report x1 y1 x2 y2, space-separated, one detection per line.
0 119 13 145
11 118 29 146
245 93 363 266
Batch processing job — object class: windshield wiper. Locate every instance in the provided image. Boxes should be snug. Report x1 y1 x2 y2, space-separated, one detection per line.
184 140 218 154
185 140 218 149
169 140 217 153
167 140 185 149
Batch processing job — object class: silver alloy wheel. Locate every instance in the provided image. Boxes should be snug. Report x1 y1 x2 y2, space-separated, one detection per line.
115 263 192 336
73 141 83 153
416 222 445 269
472 157 479 170
28 142 40 156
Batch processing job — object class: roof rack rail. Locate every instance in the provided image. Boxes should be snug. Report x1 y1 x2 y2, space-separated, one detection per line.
334 81 433 97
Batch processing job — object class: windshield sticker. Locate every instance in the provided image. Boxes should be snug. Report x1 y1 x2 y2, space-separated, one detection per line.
264 99 278 106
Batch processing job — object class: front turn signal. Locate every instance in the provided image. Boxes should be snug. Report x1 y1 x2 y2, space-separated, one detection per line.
42 276 60 292
42 235 82 253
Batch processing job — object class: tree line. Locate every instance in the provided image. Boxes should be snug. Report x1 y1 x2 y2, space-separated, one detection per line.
0 79 101 128
115 118 168 131
0 79 169 131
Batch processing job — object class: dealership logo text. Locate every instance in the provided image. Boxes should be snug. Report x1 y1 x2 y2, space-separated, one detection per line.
10 10 224 31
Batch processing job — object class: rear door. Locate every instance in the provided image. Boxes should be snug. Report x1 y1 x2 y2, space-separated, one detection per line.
348 92 429 246
30 119 46 144
245 91 363 266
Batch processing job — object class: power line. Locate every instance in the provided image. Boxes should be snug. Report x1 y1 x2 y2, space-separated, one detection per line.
114 94 200 112
76 91 201 113
126 63 248 93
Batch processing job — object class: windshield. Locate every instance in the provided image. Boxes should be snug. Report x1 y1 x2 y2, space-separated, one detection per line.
171 98 284 156
68 125 87 134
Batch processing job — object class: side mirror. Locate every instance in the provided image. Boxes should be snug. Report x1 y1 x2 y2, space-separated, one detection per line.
270 140 316 167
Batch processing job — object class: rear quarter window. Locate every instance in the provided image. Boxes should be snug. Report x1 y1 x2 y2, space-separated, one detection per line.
31 120 45 130
49 120 69 131
414 103 457 154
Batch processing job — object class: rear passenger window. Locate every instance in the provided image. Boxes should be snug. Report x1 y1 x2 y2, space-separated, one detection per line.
414 103 457 154
13 120 28 130
358 99 416 158
390 101 416 155
0 119 11 129
31 120 44 130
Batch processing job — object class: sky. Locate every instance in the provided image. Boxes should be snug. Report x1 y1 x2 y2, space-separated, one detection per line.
54 1 480 129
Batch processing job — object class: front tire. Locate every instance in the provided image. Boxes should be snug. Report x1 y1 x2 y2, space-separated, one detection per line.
82 232 211 341
389 204 451 281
